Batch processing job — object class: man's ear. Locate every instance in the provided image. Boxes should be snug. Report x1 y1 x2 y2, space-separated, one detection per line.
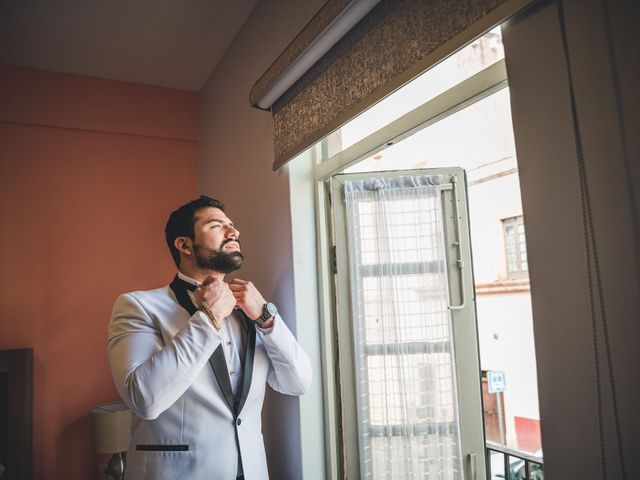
174 237 193 256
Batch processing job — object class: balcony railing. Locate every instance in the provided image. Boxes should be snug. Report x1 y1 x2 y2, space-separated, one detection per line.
486 443 544 480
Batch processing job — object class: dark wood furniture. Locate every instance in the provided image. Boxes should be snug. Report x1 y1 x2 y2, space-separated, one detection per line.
0 349 33 480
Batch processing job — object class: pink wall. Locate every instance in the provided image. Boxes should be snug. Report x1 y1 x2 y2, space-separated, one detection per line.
0 64 198 479
514 416 541 453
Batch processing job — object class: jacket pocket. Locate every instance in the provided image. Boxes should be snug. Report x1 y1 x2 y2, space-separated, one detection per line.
136 444 189 452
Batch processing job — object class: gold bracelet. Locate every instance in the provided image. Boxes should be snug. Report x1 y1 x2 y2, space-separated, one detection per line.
199 301 220 330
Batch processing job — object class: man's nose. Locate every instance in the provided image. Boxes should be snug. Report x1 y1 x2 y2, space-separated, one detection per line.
226 225 239 238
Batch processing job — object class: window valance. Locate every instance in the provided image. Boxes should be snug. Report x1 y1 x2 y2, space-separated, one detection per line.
250 0 533 170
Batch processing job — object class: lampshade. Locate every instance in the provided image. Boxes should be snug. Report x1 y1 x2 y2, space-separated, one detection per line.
91 402 131 454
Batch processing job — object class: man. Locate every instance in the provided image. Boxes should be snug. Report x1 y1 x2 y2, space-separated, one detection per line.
108 196 311 480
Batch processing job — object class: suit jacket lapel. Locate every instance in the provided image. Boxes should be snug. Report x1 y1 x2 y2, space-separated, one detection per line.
237 314 256 414
169 275 235 413
208 348 235 412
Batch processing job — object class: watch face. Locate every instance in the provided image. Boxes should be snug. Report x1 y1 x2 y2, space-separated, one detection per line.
265 302 278 317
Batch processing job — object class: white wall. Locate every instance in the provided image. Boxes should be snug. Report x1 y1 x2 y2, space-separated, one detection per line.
476 293 538 446
197 1 325 478
468 172 524 283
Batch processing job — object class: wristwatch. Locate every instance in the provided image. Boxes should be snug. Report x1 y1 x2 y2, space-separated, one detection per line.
254 302 278 325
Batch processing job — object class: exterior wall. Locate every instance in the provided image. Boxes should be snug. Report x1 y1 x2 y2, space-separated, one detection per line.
469 164 539 452
476 293 537 447
0 64 197 479
197 1 325 479
468 173 524 284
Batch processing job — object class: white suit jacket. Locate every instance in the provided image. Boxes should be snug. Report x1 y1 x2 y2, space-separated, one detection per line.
108 275 312 480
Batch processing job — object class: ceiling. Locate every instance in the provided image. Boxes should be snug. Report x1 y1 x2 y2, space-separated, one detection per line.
0 0 258 91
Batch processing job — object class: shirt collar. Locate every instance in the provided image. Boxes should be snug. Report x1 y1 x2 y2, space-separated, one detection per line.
177 271 200 287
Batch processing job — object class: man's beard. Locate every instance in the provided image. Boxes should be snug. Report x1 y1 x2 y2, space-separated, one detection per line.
194 240 244 274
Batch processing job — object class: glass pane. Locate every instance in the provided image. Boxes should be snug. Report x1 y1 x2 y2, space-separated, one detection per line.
530 462 544 480
370 434 461 480
324 28 505 159
509 455 526 480
362 275 449 345
356 196 444 265
343 179 463 479
488 450 505 480
366 353 455 425
345 88 517 177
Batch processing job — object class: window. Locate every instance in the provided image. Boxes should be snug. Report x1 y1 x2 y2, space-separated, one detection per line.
502 215 528 279
289 26 542 480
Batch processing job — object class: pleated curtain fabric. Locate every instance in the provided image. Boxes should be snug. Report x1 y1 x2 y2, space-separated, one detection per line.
343 175 463 479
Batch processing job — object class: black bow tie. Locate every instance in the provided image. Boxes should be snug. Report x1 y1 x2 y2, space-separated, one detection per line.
170 275 199 316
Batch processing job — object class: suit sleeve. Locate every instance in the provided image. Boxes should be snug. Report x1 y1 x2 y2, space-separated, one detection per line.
257 315 312 396
108 292 222 420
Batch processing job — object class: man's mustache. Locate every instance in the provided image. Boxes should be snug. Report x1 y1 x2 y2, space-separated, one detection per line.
221 239 241 249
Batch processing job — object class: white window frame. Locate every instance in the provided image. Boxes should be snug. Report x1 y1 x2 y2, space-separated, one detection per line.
289 58 509 480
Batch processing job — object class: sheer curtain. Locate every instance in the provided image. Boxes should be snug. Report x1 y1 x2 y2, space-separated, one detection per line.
343 175 463 479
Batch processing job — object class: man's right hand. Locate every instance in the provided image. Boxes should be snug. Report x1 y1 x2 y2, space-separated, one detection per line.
193 276 235 321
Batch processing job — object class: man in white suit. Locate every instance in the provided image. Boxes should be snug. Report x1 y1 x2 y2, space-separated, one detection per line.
108 196 312 480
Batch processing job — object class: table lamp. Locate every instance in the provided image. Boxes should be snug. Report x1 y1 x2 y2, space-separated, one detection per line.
91 402 131 480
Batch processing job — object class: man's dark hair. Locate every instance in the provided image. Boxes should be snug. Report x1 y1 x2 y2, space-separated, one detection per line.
165 196 225 267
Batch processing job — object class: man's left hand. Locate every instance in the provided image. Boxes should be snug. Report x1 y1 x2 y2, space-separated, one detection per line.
228 279 273 327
